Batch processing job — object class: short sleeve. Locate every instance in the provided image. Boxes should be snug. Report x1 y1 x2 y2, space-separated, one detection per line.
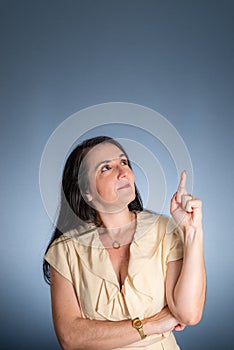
163 218 184 263
44 235 73 283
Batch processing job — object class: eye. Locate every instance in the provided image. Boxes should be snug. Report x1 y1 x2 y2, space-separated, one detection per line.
121 158 129 166
101 164 111 173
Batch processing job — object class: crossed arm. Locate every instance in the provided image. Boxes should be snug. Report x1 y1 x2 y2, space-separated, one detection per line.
50 265 183 350
50 256 205 350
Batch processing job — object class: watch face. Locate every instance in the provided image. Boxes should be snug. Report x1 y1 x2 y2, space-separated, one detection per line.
134 319 142 328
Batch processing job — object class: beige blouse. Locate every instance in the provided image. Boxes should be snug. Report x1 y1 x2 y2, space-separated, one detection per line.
45 210 184 350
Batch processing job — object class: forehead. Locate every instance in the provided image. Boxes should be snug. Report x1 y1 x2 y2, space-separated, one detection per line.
85 142 125 168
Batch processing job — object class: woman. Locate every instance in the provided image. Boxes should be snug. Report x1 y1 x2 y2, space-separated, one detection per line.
43 136 206 350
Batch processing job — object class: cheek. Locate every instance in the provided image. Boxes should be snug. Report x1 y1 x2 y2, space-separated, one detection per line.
129 170 134 183
94 176 109 195
95 176 119 201
86 174 98 196
96 177 115 194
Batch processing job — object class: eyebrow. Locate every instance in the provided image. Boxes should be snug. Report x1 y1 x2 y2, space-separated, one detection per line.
94 153 127 170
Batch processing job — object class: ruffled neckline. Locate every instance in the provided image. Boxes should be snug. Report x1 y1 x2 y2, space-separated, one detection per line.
64 211 168 320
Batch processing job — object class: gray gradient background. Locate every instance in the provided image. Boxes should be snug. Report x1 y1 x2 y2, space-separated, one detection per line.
1 1 233 349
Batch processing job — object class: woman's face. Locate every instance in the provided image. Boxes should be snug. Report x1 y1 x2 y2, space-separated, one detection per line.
83 142 135 213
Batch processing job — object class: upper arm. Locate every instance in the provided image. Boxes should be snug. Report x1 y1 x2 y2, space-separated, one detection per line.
165 259 183 317
50 266 82 347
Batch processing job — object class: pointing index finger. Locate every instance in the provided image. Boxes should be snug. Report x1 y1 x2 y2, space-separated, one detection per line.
176 170 187 202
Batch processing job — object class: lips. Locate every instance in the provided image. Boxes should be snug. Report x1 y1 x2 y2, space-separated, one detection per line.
117 182 131 190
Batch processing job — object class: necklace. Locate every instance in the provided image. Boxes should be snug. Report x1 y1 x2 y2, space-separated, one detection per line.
112 240 121 249
99 212 137 249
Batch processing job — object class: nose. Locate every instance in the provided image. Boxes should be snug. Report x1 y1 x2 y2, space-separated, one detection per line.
116 164 128 179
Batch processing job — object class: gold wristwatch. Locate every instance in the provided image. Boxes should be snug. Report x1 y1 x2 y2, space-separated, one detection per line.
132 317 147 340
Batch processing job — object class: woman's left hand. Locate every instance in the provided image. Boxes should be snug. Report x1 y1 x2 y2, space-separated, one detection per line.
170 170 202 232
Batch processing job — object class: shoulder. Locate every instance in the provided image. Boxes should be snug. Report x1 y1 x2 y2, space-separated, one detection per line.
136 209 170 231
46 223 101 262
135 210 183 243
133 210 169 245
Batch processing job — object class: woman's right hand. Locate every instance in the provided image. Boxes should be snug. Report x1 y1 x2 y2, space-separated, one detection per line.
123 307 185 349
144 306 183 335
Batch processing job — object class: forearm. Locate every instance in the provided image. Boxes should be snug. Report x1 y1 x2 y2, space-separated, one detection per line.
57 317 138 350
169 228 206 325
56 308 179 350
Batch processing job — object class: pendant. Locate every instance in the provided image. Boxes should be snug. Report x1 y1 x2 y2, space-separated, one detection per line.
112 240 121 249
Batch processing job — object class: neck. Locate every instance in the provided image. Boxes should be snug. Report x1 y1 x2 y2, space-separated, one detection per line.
97 207 134 232
97 208 137 248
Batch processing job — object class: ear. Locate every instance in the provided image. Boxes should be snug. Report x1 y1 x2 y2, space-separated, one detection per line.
85 192 93 202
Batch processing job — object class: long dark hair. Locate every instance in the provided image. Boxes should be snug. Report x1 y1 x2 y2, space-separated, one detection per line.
43 136 143 284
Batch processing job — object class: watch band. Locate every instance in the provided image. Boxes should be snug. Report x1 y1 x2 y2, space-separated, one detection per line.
138 327 147 340
132 317 147 340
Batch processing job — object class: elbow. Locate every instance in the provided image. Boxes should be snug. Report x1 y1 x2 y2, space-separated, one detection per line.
180 309 203 326
60 341 78 350
185 314 202 326
59 337 73 350
171 298 205 326
58 332 79 350
59 333 96 350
